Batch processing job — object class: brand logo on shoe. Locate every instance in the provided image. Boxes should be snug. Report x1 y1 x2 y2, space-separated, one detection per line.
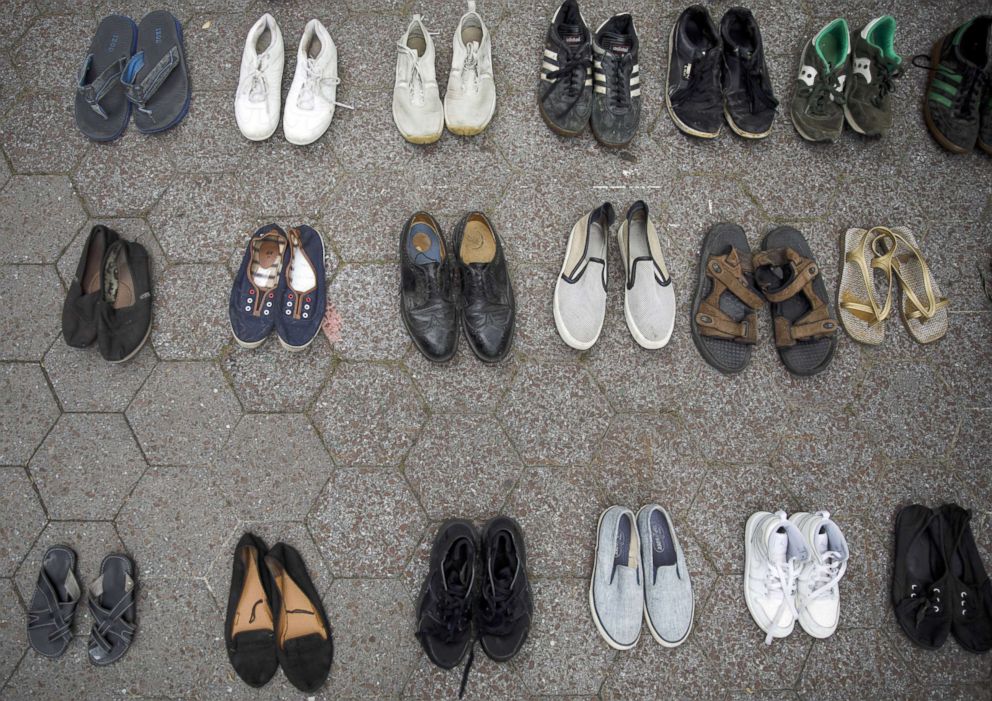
682 63 692 80
853 57 872 83
563 34 584 46
108 34 119 52
154 27 162 44
651 522 668 554
799 65 817 86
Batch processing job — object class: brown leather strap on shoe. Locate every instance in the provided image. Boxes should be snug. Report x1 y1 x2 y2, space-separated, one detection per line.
694 247 764 345
755 247 838 348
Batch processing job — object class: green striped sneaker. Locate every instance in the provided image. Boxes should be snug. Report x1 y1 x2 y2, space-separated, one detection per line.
924 15 991 154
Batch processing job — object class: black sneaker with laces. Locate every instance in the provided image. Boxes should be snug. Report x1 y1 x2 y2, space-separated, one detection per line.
666 5 723 138
591 13 641 147
477 516 533 662
400 212 459 363
416 520 478 671
538 0 593 136
720 7 778 138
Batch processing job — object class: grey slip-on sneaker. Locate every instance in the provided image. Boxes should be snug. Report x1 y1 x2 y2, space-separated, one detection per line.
590 506 643 650
637 505 693 647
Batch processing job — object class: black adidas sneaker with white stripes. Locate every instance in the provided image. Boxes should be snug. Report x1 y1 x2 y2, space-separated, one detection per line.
538 0 593 137
591 13 641 147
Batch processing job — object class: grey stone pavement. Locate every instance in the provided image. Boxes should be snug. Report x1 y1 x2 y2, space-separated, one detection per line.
0 0 990 698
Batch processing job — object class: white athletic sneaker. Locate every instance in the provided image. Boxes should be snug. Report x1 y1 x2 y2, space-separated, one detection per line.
744 510 810 645
617 201 675 349
393 15 444 144
443 0 496 136
790 511 849 638
284 20 340 146
235 14 285 141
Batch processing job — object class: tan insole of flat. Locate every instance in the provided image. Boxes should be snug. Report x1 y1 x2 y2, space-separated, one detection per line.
462 26 483 45
271 567 327 645
83 242 103 294
231 547 274 636
460 220 496 264
114 255 135 309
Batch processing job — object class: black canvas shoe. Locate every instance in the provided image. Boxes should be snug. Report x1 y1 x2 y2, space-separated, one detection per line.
62 225 119 348
591 13 641 147
97 239 152 363
940 504 992 654
400 212 459 363
892 504 952 650
720 7 778 138
538 0 593 136
451 212 515 363
477 517 532 662
416 520 478 670
666 5 723 138
924 15 992 154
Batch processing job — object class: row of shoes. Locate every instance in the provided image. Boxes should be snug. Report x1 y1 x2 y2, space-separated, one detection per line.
590 505 693 650
224 534 333 692
235 15 350 144
229 224 327 351
553 201 675 351
744 510 849 644
400 211 514 363
892 504 991 653
62 225 153 363
415 518 532 698
27 547 137 665
74 12 191 141
394 4 496 143
838 226 948 346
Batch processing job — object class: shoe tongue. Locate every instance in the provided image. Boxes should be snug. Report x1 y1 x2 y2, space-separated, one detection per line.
558 23 585 48
768 528 789 564
814 528 830 556
600 31 631 56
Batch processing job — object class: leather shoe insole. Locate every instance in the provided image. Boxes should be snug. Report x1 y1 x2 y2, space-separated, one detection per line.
231 546 273 636
268 559 327 645
407 222 444 265
460 218 496 264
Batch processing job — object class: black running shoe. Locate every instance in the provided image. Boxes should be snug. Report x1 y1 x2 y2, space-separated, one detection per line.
591 13 641 147
666 5 723 138
538 0 593 137
415 520 478 670
720 7 778 138
477 516 533 662
924 15 992 154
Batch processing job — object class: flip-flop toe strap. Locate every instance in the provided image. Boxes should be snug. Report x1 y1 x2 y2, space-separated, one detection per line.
122 48 180 114
77 55 128 119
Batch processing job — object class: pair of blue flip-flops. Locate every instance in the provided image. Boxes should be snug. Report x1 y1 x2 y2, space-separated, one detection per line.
74 11 191 141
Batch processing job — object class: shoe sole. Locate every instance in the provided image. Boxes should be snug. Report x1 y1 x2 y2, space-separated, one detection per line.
724 106 772 139
589 507 640 650
744 512 794 642
923 39 971 155
108 317 153 364
400 129 443 144
537 91 585 137
664 22 720 139
277 330 319 352
616 226 672 350
636 505 693 647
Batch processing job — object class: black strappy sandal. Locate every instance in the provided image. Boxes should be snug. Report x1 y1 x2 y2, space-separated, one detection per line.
87 554 137 666
27 546 81 658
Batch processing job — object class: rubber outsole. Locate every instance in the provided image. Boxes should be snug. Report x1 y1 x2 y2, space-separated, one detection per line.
108 315 153 364
537 90 586 137
77 16 139 143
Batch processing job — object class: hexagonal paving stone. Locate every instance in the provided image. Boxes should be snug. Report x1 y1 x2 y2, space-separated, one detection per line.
0 152 9 190
0 93 89 174
162 92 248 173
798 629 920 700
497 362 611 466
310 362 426 466
184 13 251 93
73 137 174 216
952 409 992 471
324 578 419 698
0 175 86 264
932 313 992 409
0 52 24 122
405 414 523 519
217 414 332 520
117 466 239 579
0 468 47 574
325 264 410 360
510 262 582 363
148 173 253 265
4 634 126 699
0 265 62 361
236 138 341 217
29 413 146 520
308 466 425 577
0 578 26 686
151 264 231 360
404 653 529 700
221 338 334 413
11 14 87 92
884 616 992 688
43 340 157 413
404 346 516 415
0 363 59 465
127 361 241 466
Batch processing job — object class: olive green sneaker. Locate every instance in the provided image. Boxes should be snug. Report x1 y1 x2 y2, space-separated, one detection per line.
924 15 991 154
791 18 850 142
844 16 902 137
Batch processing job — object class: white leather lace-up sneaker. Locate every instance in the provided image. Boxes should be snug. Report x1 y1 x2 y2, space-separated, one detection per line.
790 511 849 638
443 0 496 135
283 20 341 146
235 14 285 141
393 15 444 144
744 510 810 645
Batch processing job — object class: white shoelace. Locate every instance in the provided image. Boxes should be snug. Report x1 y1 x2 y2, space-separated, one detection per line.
297 58 354 111
396 43 427 106
245 56 271 103
803 551 847 604
763 558 800 646
461 41 481 94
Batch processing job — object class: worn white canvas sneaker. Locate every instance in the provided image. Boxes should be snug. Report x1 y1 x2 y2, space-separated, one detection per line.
744 510 810 645
617 201 675 349
393 15 444 144
283 20 340 146
235 14 285 141
443 0 496 135
790 511 849 638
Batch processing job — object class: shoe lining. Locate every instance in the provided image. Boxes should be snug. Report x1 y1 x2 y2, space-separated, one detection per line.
649 510 677 569
307 34 323 59
83 237 105 294
256 26 272 54
462 25 483 45
267 558 327 646
231 545 274 636
460 216 496 264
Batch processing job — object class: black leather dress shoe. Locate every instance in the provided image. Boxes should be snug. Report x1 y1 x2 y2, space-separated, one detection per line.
400 212 459 363
452 212 515 363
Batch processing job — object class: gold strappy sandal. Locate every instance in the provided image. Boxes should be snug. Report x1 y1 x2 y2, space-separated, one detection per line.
837 227 895 345
876 227 949 344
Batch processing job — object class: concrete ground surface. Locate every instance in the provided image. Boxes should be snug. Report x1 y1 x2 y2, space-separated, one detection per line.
0 0 990 698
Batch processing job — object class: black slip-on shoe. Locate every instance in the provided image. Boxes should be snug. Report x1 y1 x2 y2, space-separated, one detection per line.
265 542 333 693
27 546 80 658
590 13 641 147
451 212 515 363
940 504 992 654
477 516 532 662
97 239 152 363
225 533 278 688
400 212 459 363
892 504 952 650
666 5 723 138
720 7 778 138
62 225 119 348
87 554 137 666
416 520 478 670
538 0 593 136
